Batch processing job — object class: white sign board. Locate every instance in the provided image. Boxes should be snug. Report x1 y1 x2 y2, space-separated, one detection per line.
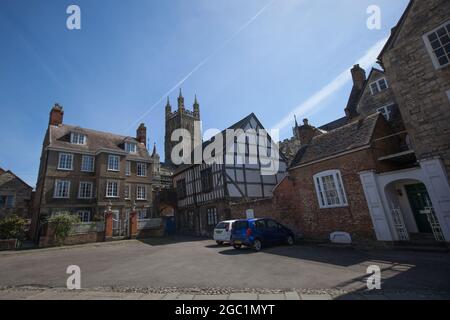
245 209 255 219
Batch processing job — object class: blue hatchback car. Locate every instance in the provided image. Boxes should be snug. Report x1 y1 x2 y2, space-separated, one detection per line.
231 218 295 251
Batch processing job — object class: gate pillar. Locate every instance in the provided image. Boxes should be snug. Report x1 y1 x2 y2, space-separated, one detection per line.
129 211 138 239
105 207 114 241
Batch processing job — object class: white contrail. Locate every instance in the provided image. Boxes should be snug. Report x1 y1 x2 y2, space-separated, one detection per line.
273 37 389 133
125 0 277 132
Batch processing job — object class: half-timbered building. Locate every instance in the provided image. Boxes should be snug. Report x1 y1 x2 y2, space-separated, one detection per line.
174 113 288 236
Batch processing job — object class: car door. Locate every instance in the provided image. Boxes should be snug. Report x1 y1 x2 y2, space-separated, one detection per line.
265 219 282 244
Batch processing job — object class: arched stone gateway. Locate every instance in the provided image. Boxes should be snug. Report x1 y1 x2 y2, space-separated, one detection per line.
359 158 450 243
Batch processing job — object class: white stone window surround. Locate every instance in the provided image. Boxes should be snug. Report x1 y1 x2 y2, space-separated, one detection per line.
70 132 86 145
58 153 74 171
423 20 450 70
137 162 147 177
107 155 120 172
313 170 348 209
125 142 137 154
136 185 147 200
78 181 94 199
54 180 71 198
369 77 389 95
106 180 119 198
81 155 95 172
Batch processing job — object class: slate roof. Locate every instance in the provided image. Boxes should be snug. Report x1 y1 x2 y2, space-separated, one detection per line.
319 116 348 132
290 113 382 168
48 124 152 161
0 170 33 189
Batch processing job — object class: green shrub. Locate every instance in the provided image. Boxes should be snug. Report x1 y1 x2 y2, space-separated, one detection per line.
0 214 27 240
48 213 80 245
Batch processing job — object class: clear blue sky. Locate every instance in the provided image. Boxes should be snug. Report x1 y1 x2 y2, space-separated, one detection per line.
0 0 409 187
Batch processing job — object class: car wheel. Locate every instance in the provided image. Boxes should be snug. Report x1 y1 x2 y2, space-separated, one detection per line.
233 244 242 249
216 241 224 245
253 239 262 252
286 235 295 246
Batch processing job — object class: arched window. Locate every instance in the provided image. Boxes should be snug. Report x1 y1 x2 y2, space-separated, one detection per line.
313 170 348 209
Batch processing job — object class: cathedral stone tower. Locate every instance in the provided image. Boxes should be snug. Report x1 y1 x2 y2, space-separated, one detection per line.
165 90 201 166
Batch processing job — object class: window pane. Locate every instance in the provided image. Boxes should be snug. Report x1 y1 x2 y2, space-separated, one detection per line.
437 27 446 37
431 39 441 49
445 43 450 54
378 79 387 90
440 35 450 45
435 48 446 58
428 32 438 42
321 175 340 206
438 56 449 66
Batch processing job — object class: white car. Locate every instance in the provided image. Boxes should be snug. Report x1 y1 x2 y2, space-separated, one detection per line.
213 220 237 245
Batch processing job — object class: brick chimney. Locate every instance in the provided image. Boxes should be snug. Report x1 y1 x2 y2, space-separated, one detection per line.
49 103 64 126
294 118 322 146
136 123 147 146
350 64 366 90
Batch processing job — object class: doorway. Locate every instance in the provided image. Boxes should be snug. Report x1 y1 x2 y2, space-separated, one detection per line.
404 183 433 234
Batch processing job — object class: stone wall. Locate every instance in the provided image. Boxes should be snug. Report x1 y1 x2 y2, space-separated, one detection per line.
382 0 450 183
0 172 32 219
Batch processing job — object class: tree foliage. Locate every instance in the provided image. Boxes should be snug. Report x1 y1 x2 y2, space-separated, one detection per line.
48 213 80 245
0 214 27 240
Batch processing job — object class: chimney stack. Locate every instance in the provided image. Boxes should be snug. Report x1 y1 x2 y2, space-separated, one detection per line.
49 103 64 126
350 64 366 90
136 123 147 147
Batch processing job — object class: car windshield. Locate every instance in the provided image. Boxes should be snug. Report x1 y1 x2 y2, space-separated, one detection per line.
215 222 226 229
233 221 249 230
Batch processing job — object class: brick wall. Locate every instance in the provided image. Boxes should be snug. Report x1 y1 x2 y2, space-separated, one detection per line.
230 146 400 242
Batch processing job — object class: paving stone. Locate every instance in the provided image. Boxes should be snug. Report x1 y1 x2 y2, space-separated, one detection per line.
77 291 125 300
162 293 180 300
229 293 258 300
122 293 146 300
176 294 195 300
258 293 286 300
27 290 82 300
300 294 332 300
284 291 301 300
0 290 44 300
138 293 166 300
194 295 229 300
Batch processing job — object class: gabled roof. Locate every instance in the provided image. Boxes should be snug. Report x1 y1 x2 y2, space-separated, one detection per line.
290 113 382 168
378 0 415 62
174 113 287 175
0 170 33 190
48 124 151 161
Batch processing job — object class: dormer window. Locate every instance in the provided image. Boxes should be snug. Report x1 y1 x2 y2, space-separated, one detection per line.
125 142 137 153
370 78 388 95
71 132 86 145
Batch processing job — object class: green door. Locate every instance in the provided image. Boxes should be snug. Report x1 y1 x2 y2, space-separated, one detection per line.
404 183 433 234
